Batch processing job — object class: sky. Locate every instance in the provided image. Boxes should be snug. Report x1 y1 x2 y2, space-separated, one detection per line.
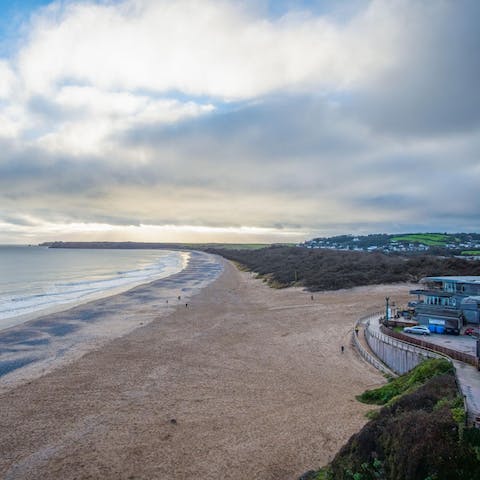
0 0 479 244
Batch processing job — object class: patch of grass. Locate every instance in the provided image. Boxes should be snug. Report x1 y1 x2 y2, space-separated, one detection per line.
314 468 332 480
462 250 480 256
434 395 466 426
365 409 380 420
357 358 453 405
391 233 450 246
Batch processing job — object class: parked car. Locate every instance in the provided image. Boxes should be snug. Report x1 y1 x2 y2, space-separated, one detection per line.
464 327 479 336
403 325 431 336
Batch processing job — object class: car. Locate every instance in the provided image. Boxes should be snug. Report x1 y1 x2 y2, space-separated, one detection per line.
403 325 431 336
464 327 479 336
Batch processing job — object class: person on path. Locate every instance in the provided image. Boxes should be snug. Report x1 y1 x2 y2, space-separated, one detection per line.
341 345 344 353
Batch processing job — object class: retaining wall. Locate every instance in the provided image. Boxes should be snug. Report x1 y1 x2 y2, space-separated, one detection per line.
352 313 395 377
365 317 441 375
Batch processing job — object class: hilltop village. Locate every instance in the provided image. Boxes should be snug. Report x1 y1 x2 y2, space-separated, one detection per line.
300 233 480 256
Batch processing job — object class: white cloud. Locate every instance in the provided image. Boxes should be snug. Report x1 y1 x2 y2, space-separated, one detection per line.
0 60 15 98
16 0 401 100
36 85 214 154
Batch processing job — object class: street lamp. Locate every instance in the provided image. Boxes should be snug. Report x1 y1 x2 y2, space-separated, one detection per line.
385 297 390 325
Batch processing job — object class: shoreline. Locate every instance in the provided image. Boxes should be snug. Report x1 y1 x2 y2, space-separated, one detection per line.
0 248 190 332
0 259 413 480
0 250 223 391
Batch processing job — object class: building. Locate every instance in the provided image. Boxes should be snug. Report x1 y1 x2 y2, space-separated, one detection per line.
410 276 480 334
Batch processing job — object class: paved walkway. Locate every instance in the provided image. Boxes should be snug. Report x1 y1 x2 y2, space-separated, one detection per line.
454 360 480 425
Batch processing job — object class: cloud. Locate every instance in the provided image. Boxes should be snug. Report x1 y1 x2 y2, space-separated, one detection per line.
0 0 479 243
0 60 15 98
16 0 401 100
346 0 480 136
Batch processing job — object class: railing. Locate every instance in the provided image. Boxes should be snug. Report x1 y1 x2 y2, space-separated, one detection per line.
352 312 396 377
380 325 478 367
366 325 441 363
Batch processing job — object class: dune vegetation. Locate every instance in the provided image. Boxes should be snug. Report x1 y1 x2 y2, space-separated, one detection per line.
206 246 480 291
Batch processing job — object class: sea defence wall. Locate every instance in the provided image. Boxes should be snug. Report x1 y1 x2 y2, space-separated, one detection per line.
364 315 441 375
352 313 396 376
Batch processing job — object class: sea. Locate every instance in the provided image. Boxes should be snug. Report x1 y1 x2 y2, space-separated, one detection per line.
0 245 188 331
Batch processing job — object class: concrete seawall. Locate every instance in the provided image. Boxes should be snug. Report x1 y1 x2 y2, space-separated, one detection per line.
364 315 440 375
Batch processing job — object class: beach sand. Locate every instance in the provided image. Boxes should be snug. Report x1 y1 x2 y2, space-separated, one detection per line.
0 255 414 480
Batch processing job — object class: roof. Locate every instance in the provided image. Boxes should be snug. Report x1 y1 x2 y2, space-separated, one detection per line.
420 276 480 284
461 296 480 304
410 289 452 297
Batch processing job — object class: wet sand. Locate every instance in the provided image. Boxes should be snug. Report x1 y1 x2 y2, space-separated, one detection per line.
0 255 413 480
0 251 222 391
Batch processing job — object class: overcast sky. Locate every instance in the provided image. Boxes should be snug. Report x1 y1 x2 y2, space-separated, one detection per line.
0 0 479 244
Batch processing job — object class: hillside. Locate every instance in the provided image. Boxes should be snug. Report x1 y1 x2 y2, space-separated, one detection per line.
306 359 480 480
206 245 480 291
302 233 480 255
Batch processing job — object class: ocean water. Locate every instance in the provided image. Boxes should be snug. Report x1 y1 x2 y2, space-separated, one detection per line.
0 246 188 330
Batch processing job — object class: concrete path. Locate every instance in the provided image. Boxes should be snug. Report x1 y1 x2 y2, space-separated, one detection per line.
453 360 480 426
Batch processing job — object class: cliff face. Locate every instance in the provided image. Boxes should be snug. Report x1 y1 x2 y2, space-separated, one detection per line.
311 361 480 480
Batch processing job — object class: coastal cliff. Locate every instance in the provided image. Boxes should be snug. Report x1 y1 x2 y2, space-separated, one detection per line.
304 359 480 480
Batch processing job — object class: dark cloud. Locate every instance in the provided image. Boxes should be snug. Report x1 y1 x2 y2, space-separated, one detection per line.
124 96 369 161
347 1 480 137
355 194 420 210
1 215 39 227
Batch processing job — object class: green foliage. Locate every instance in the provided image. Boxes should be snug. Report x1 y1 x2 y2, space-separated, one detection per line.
358 359 453 405
365 409 380 420
451 406 466 425
343 458 385 480
391 234 450 246
461 250 480 256
315 468 333 480
324 372 480 480
434 395 466 426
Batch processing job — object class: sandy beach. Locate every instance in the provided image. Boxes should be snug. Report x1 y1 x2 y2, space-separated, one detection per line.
0 253 414 480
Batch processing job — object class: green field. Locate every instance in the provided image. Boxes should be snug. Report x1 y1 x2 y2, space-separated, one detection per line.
391 233 451 246
461 250 480 256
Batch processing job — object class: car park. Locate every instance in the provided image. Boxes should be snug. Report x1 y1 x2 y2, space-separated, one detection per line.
403 325 431 336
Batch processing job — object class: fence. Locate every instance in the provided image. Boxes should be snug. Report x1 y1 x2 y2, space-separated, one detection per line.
380 325 478 368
